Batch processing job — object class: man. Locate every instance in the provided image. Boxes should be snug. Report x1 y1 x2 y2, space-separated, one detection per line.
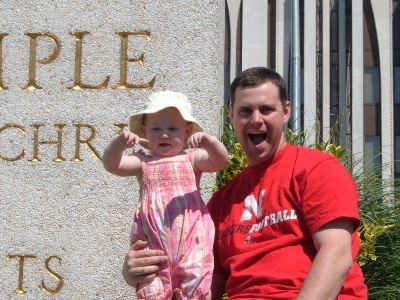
122 67 368 299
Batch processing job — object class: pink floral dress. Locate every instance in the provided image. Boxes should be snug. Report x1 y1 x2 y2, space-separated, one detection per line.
131 152 214 300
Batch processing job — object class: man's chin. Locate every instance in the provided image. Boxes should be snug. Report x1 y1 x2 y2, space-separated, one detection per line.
243 144 275 163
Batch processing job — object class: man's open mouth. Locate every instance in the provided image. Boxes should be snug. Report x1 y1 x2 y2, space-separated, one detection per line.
248 133 267 145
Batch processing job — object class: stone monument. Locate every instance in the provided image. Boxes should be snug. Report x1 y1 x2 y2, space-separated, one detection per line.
0 1 225 298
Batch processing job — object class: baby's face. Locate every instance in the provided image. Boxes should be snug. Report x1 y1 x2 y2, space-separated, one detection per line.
141 107 192 158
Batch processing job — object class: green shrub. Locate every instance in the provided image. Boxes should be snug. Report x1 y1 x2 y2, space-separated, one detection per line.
356 170 400 299
215 120 246 191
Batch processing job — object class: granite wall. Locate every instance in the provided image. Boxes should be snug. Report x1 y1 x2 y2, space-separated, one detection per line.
0 1 225 298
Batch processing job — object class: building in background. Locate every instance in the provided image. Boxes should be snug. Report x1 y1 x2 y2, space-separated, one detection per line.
225 0 400 185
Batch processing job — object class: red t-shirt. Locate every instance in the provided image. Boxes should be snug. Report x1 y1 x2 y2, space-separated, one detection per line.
207 144 368 299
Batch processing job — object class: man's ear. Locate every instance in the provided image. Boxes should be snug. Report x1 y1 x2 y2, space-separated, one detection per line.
185 123 193 138
140 125 147 138
283 101 291 124
228 104 233 120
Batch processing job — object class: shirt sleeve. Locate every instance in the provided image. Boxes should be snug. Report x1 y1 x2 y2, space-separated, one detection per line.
300 157 361 236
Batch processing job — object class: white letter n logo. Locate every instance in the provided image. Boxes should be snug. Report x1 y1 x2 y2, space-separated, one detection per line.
240 190 265 222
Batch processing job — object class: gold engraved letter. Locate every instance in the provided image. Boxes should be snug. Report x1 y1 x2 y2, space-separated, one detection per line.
114 31 155 89
6 254 37 294
0 33 9 90
0 124 25 161
28 124 66 162
68 32 110 89
71 124 102 161
22 32 61 90
114 123 128 134
42 256 64 294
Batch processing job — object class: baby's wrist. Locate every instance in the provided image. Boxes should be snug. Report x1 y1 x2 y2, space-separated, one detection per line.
203 136 217 149
114 136 129 150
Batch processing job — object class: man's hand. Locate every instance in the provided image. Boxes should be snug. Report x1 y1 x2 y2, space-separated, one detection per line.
122 240 169 287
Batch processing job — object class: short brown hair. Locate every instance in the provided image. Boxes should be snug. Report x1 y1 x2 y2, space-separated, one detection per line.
229 67 288 107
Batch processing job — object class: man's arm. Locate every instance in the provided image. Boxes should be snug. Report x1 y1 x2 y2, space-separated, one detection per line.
296 217 354 300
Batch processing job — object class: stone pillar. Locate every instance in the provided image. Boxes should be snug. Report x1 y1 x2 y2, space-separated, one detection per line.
352 0 364 174
303 0 317 145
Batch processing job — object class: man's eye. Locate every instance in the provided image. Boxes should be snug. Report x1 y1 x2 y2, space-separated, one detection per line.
261 108 272 114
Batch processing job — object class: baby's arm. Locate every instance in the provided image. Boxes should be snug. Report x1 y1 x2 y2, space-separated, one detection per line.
188 132 228 173
103 131 147 176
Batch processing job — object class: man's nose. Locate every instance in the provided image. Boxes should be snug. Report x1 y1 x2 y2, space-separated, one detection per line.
250 111 263 124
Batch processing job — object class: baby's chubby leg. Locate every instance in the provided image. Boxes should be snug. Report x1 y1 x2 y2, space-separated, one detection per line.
136 274 173 300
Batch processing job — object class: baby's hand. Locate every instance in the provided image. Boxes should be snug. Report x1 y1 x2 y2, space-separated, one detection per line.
115 131 148 149
188 132 214 149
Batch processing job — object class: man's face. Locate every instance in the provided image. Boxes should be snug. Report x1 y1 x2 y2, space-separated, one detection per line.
229 82 291 166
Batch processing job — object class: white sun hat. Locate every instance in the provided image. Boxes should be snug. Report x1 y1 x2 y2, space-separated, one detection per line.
129 91 203 145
